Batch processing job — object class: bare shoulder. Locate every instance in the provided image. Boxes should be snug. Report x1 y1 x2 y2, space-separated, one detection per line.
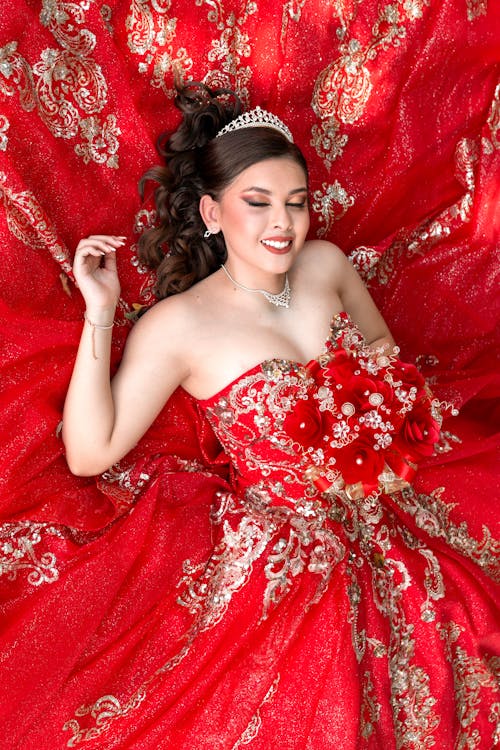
120 289 201 369
294 239 354 289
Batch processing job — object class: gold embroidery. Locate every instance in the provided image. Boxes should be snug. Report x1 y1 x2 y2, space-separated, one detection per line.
311 0 430 171
418 548 444 622
75 113 121 169
345 513 444 747
0 172 72 275
231 674 281 748
177 509 277 630
64 692 147 747
263 516 345 619
100 5 114 34
128 207 159 304
360 670 382 739
347 245 381 282
0 521 64 586
399 485 500 582
98 461 151 512
125 0 193 96
197 0 257 103
348 135 481 286
0 114 9 150
438 622 500 748
312 180 355 237
0 2 118 168
485 82 499 152
0 41 37 111
466 0 488 21
280 0 306 51
490 703 500 746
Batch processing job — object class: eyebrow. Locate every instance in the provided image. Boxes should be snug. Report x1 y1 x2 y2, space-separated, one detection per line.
242 186 308 196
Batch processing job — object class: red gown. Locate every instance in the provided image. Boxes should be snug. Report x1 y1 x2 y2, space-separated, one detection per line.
0 1 499 748
0 314 498 749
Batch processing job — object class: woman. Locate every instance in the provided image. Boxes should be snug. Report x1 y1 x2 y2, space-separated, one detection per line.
59 84 498 748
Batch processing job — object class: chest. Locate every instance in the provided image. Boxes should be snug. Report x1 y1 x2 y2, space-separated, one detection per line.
184 306 337 401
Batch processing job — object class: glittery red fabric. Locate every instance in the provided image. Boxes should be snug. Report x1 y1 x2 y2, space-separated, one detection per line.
0 2 498 748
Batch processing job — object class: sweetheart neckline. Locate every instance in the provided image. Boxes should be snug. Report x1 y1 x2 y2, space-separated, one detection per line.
187 310 352 406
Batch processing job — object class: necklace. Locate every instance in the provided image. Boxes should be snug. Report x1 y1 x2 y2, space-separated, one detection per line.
220 264 291 308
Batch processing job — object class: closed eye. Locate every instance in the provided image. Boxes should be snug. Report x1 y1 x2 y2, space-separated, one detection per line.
245 200 307 208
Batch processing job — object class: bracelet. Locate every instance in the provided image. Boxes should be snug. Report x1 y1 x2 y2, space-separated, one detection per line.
84 312 114 360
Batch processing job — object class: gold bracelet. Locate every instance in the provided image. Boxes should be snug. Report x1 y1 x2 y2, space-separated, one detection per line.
84 312 114 360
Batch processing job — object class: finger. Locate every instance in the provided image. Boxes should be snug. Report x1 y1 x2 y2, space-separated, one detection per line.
74 247 107 262
75 239 118 256
86 235 127 247
102 249 118 272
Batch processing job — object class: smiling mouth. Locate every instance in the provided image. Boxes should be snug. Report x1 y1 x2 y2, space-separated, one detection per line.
261 239 292 252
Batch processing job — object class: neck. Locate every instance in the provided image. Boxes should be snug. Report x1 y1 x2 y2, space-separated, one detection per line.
220 264 291 309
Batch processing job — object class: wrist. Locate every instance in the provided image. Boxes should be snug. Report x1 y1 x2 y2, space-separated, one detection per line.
84 307 116 327
83 311 115 360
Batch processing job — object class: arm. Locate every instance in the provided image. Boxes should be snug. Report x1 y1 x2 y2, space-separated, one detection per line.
307 241 396 351
62 236 189 476
337 253 396 351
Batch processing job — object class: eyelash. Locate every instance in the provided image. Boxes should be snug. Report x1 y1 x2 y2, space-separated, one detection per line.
246 201 307 208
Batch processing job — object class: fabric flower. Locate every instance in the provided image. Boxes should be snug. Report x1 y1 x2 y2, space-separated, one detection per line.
391 360 427 393
320 348 356 383
335 434 385 486
283 398 328 447
395 400 440 458
340 374 394 413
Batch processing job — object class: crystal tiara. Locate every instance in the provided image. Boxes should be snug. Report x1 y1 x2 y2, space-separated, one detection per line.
215 106 294 142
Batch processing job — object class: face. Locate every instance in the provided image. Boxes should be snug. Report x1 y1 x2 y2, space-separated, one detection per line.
200 157 310 283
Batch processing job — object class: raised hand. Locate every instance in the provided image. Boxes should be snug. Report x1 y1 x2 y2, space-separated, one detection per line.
73 235 124 318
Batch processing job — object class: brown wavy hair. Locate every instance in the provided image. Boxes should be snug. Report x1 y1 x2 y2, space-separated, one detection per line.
138 82 308 299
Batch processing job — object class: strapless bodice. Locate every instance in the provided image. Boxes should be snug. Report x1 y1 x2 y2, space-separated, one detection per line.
198 312 441 515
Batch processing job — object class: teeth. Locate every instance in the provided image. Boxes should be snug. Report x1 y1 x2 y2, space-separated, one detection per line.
262 239 290 249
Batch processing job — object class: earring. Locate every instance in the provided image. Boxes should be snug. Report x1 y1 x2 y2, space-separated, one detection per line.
203 229 212 239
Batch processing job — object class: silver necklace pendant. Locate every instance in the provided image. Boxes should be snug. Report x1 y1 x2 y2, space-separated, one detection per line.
220 264 291 308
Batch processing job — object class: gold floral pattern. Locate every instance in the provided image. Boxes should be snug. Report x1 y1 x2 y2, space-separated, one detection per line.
360 670 382 739
485 81 500 152
0 521 64 586
312 179 355 236
198 0 256 102
280 0 307 50
98 461 151 513
125 0 193 96
466 0 488 21
0 1 118 168
231 674 281 748
64 692 147 747
398 485 500 582
0 114 9 150
438 622 500 748
311 0 430 174
0 172 72 275
349 133 483 286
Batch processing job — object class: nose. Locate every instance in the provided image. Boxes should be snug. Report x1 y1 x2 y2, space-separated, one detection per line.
271 203 293 231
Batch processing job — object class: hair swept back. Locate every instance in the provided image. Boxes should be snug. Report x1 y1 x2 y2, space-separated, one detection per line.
138 82 308 300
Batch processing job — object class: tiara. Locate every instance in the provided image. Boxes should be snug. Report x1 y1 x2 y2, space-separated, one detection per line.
215 106 294 142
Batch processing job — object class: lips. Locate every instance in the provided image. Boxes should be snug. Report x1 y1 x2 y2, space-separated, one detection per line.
261 237 293 253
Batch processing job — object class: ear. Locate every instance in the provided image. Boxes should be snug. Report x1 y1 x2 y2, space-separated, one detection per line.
199 194 220 232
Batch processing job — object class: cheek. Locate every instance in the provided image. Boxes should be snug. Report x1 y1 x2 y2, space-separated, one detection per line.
297 212 310 237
